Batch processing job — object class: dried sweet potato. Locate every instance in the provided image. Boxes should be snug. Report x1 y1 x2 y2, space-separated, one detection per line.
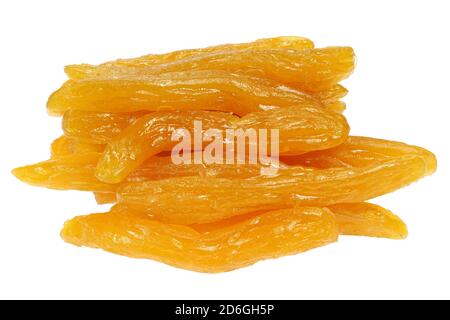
47 70 320 116
61 205 338 273
96 106 349 183
328 203 408 239
117 137 436 224
65 36 315 80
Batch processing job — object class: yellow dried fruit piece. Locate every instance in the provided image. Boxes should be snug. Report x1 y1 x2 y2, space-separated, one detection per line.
47 70 320 116
50 136 104 158
328 203 408 239
118 137 436 224
60 206 338 273
12 153 265 192
63 110 148 144
62 47 354 92
96 106 349 183
65 36 315 80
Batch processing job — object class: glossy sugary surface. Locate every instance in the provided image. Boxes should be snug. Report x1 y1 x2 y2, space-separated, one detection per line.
329 203 408 239
61 206 338 273
118 137 436 224
63 46 355 92
13 153 266 192
47 70 320 116
65 36 315 80
97 105 349 183
13 36 437 272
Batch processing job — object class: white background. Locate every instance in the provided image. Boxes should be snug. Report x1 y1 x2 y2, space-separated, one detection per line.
1 0 449 300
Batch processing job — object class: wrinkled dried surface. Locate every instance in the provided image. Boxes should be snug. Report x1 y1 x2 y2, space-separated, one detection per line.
118 137 436 224
62 47 354 93
97 106 349 183
51 136 104 158
61 206 338 273
63 110 147 144
328 203 408 239
12 153 265 192
65 36 315 80
47 70 320 116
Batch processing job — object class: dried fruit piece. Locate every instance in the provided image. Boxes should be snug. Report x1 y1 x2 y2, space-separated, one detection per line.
12 153 265 192
118 137 436 224
62 47 354 92
282 136 437 173
65 36 315 80
50 136 104 158
47 71 320 116
63 110 147 144
96 106 349 183
60 206 338 273
328 202 408 239
96 110 238 183
12 153 117 192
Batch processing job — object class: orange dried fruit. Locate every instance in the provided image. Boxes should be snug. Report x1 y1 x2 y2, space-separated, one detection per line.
47 70 320 116
61 205 338 273
117 137 436 224
65 36 315 80
62 47 354 92
328 202 408 239
96 105 349 183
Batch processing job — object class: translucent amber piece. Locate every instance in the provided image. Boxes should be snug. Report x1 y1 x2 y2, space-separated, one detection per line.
118 137 436 224
63 110 147 144
328 203 408 239
50 136 104 158
12 153 264 192
47 71 320 116
61 206 338 273
96 106 349 183
62 47 354 92
65 36 315 80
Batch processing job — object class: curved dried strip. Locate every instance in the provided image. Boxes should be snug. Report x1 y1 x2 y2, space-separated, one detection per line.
63 47 355 92
51 136 104 158
12 153 264 192
47 70 320 116
235 105 349 154
96 105 349 183
96 111 238 183
60 206 338 273
63 110 148 144
65 36 315 79
281 136 437 173
118 139 436 224
328 203 408 239
12 153 117 192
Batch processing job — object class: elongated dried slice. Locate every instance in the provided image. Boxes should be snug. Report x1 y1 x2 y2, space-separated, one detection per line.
12 153 264 192
118 138 436 224
47 70 320 116
51 136 104 158
63 110 148 144
62 47 354 92
282 136 437 173
65 36 315 80
12 153 117 192
328 203 408 239
96 105 349 183
61 206 338 273
96 110 238 183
